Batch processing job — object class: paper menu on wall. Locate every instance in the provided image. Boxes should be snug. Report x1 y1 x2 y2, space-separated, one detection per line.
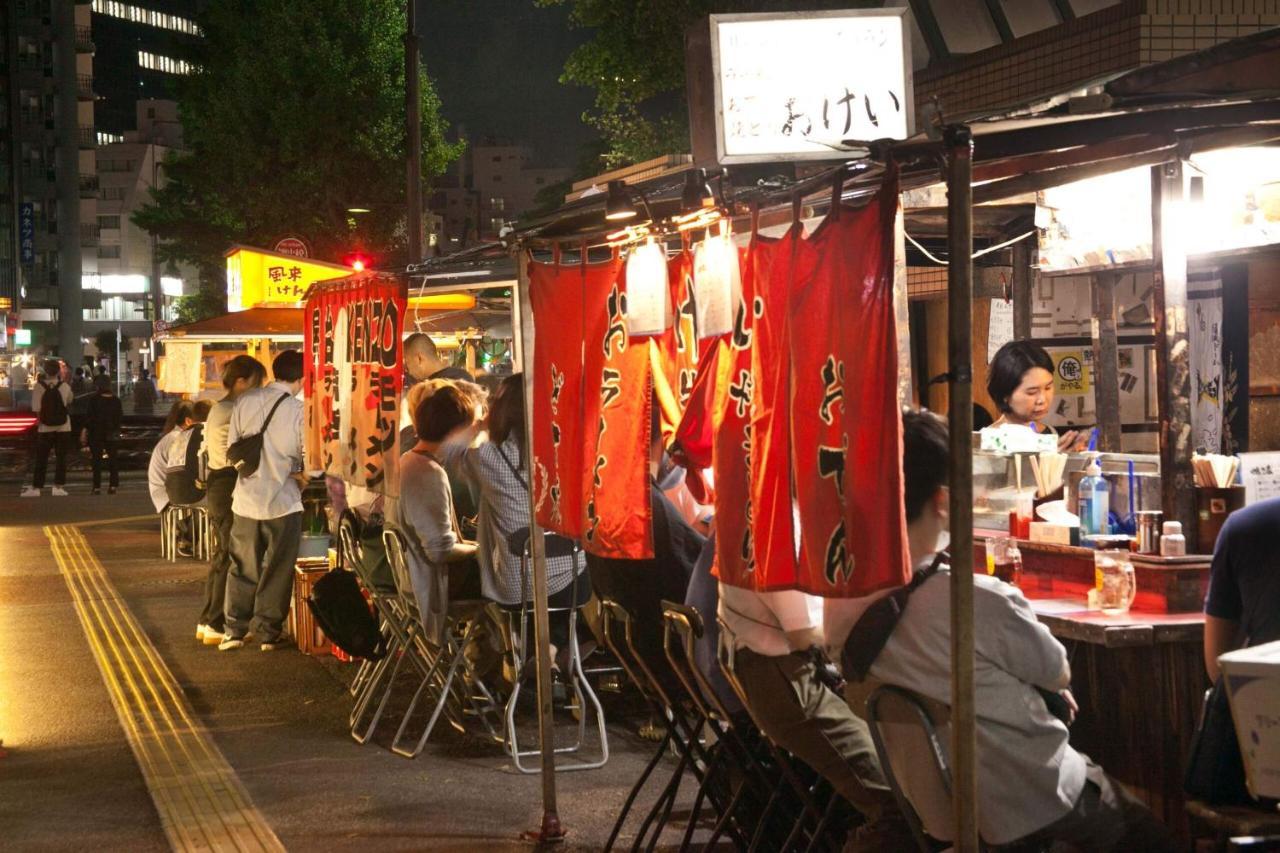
987 298 1014 363
1240 452 1280 505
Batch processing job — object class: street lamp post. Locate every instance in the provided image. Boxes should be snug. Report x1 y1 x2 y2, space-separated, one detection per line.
405 1 423 265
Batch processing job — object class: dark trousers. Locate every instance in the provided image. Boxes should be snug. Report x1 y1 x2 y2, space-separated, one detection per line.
33 431 71 488
736 648 914 850
225 511 301 642
998 760 1177 853
201 469 237 631
89 439 120 490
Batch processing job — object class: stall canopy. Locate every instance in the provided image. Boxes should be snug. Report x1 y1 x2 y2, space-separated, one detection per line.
157 306 305 343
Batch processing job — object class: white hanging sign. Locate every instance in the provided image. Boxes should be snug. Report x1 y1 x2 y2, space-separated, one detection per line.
710 9 914 164
692 232 738 339
625 241 670 337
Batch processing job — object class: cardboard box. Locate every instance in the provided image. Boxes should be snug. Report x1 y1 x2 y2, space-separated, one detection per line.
1219 640 1280 800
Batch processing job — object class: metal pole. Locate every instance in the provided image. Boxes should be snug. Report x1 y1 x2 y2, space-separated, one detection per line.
115 325 122 398
513 251 563 842
1090 272 1123 452
405 0 424 265
893 205 913 406
944 124 978 853
1150 162 1196 550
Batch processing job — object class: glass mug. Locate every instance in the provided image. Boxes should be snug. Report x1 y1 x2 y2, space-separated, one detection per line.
1094 549 1136 615
985 536 1022 586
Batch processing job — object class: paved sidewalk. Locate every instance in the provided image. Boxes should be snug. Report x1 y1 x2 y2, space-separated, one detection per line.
0 487 709 851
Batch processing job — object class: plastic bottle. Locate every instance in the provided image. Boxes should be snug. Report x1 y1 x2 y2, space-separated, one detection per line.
1160 520 1186 557
1077 456 1110 537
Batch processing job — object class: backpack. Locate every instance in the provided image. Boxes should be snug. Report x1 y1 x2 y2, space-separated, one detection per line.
38 379 68 427
164 424 207 506
306 568 386 660
227 392 289 478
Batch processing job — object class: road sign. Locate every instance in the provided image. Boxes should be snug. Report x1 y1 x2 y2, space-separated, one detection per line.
273 236 311 258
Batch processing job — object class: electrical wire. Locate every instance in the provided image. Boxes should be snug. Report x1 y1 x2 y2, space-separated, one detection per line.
904 229 1036 265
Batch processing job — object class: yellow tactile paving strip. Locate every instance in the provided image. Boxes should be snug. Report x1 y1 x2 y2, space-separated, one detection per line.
45 524 285 853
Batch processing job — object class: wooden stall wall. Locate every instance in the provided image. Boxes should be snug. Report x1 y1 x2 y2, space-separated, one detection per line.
1248 255 1280 450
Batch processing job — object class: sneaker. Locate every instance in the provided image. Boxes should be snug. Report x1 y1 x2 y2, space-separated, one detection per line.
202 628 225 646
218 637 245 651
20 487 40 498
260 637 290 652
51 486 68 497
196 624 208 641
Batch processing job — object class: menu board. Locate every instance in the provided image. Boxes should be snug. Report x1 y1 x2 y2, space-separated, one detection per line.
1240 452 1280 505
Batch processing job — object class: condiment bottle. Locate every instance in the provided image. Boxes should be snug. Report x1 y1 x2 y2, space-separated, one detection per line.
1077 456 1110 538
1160 521 1186 557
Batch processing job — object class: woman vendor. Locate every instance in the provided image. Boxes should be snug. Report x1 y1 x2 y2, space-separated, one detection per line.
986 340 1083 453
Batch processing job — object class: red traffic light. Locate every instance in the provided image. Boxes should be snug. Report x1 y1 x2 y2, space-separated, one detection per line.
343 252 371 272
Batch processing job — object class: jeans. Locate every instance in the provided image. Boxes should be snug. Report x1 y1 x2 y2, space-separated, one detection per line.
201 469 236 631
33 431 71 488
224 511 302 642
90 439 120 490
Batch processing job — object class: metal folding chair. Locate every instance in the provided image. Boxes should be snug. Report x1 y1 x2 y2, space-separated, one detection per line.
865 685 977 853
716 617 845 853
382 526 502 758
161 503 210 562
500 529 607 773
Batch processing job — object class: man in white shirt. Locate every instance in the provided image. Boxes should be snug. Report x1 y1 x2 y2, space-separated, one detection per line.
220 350 307 652
719 549 911 850
852 410 1174 851
23 359 74 497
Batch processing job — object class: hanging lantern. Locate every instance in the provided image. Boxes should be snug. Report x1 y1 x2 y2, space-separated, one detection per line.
625 238 671 337
692 225 739 339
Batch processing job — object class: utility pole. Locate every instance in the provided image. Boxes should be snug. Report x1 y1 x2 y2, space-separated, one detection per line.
405 0 423 265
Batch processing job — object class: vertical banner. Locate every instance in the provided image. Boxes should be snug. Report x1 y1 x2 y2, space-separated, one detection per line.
529 257 588 539
653 249 698 447
1189 272 1224 454
303 275 405 496
799 171 910 597
159 341 203 394
583 253 653 559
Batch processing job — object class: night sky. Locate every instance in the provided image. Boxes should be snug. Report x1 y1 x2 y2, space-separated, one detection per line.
418 0 596 168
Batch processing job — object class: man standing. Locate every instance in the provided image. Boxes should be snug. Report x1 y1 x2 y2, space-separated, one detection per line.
220 350 307 652
404 332 471 383
23 359 74 497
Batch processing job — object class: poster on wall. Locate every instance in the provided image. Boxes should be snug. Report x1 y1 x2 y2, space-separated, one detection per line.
1188 273 1224 454
303 274 405 496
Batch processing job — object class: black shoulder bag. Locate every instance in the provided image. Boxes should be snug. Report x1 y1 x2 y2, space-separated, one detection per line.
227 392 289 478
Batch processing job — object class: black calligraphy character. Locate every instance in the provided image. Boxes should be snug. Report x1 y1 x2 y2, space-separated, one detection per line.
604 285 627 358
824 525 853 586
889 90 900 112
818 443 847 501
550 483 563 526
728 370 754 419
551 423 561 447
599 368 622 412
864 93 879 128
731 300 753 350
837 88 856 135
782 98 812 137
289 265 303 281
819 355 845 426
679 369 696 409
268 265 285 283
585 496 601 543
550 365 566 414
592 453 608 489
676 282 695 355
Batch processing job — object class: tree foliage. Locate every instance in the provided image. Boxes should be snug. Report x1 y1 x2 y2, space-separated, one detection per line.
94 329 133 356
538 0 879 168
134 0 462 321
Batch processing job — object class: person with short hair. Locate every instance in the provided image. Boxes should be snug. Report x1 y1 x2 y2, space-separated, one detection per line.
394 382 484 641
853 410 1175 851
84 374 123 495
134 366 158 414
148 400 194 513
23 359 74 497
220 350 307 652
197 355 267 646
404 332 472 383
986 340 1081 452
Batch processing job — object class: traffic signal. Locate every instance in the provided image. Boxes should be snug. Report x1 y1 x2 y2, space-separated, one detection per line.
342 251 371 272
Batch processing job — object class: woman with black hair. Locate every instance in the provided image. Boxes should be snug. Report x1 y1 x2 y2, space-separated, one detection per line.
986 340 1081 452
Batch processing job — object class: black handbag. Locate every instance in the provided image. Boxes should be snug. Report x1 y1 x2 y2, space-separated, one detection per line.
1185 674 1253 804
306 568 386 661
227 392 288 478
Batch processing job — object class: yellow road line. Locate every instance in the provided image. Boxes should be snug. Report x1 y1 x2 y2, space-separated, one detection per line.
45 524 285 853
76 514 162 528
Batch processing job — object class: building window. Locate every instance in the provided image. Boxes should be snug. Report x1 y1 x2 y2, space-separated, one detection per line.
101 187 125 200
92 0 202 35
138 50 194 76
98 245 121 259
98 215 121 230
489 197 504 211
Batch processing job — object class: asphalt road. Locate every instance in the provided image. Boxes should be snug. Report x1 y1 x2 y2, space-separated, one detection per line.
0 484 717 851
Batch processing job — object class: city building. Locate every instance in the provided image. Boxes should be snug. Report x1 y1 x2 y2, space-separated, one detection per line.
89 0 202 140
87 99 192 368
3 0 95 361
430 136 569 251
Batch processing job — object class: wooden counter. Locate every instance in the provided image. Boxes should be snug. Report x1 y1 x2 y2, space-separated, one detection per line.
1028 598 1208 842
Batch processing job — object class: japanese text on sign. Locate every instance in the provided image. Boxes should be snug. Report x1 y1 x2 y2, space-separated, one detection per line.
712 11 913 164
19 203 35 264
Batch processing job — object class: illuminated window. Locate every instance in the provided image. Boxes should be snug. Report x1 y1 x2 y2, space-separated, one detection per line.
93 0 202 35
138 51 194 75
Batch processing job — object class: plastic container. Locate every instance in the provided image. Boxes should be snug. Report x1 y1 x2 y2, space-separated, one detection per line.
1077 456 1110 538
1160 520 1186 557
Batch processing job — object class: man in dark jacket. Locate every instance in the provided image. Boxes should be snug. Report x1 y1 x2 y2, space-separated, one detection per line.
84 375 124 495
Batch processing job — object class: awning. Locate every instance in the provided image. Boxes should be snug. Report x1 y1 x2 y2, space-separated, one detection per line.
156 307 304 343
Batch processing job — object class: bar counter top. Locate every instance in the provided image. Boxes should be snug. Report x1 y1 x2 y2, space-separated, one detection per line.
1028 597 1205 647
